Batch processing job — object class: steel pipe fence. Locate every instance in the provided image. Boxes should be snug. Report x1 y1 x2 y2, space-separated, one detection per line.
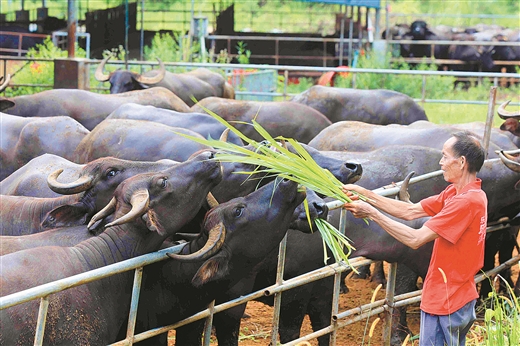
2 156 517 345
1 56 519 106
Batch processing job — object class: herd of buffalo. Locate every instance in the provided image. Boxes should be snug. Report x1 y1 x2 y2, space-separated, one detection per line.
384 20 520 73
0 62 519 345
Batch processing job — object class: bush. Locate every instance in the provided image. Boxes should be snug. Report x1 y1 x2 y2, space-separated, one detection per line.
334 52 455 100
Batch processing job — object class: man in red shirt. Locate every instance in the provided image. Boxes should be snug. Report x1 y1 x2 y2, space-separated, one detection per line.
342 131 487 346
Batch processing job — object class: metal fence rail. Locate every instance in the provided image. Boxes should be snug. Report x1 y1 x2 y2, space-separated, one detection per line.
2 157 517 345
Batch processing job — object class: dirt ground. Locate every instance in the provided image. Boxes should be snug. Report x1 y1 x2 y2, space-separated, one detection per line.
167 240 519 346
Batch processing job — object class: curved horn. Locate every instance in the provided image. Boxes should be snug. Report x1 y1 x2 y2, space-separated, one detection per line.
497 100 520 119
206 192 220 208
47 169 94 194
105 189 150 228
135 58 166 85
497 150 520 173
88 197 117 230
397 171 415 203
167 222 226 261
0 74 10 92
219 128 230 142
95 55 112 82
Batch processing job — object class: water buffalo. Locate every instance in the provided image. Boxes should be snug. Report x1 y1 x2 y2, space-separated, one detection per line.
308 120 515 158
105 103 244 145
95 56 235 106
0 113 89 180
0 154 84 197
0 156 179 236
114 177 306 345
0 151 223 345
0 87 189 131
190 97 332 143
73 119 212 163
290 85 428 125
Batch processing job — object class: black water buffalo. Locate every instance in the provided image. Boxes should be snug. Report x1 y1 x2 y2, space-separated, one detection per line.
0 156 178 236
95 56 235 106
190 97 332 143
308 120 516 158
290 85 428 125
73 119 211 163
0 87 189 130
0 154 83 197
105 103 244 145
0 151 223 345
405 20 450 60
114 177 306 345
0 113 89 180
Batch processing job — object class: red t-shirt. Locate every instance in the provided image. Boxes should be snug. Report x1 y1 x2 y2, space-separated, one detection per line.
419 178 487 315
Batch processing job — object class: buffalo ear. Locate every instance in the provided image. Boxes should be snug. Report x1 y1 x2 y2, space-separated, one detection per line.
191 254 230 288
41 203 89 229
141 210 166 236
0 99 15 112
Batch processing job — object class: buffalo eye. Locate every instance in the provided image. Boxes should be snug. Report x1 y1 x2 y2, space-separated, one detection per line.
159 178 168 188
233 206 244 218
106 169 118 178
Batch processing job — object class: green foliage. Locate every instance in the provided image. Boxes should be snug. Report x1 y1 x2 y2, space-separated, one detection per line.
235 41 251 65
4 38 86 97
333 52 455 100
473 276 520 345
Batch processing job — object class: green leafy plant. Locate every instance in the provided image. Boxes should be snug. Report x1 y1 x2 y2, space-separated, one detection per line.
236 41 251 65
473 275 520 345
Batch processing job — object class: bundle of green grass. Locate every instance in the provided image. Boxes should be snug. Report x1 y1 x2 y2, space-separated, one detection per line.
177 108 370 267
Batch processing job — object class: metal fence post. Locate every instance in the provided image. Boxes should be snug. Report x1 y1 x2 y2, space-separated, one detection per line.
383 262 397 345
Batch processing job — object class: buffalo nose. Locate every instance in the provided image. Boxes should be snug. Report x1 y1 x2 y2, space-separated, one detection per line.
345 162 363 176
313 201 329 218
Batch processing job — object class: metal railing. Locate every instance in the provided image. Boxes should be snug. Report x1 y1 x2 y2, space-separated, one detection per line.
1 160 517 345
1 58 519 107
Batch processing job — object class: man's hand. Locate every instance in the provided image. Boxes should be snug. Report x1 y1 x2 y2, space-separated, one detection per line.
343 200 377 219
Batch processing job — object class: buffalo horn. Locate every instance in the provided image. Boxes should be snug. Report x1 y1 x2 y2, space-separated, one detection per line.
88 197 117 230
497 150 520 173
105 189 150 228
397 171 415 203
135 58 166 85
0 74 10 92
219 128 230 142
497 100 520 119
47 169 94 194
206 192 220 208
94 55 112 82
167 222 226 261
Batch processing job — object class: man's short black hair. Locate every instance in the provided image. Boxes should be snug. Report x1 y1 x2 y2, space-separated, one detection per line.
452 130 486 173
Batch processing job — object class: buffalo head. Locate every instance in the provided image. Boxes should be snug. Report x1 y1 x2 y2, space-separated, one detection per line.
42 157 180 229
169 177 306 287
95 56 166 93
410 20 430 40
88 151 223 238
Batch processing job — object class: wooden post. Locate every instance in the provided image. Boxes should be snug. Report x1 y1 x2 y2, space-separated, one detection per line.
483 86 497 158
